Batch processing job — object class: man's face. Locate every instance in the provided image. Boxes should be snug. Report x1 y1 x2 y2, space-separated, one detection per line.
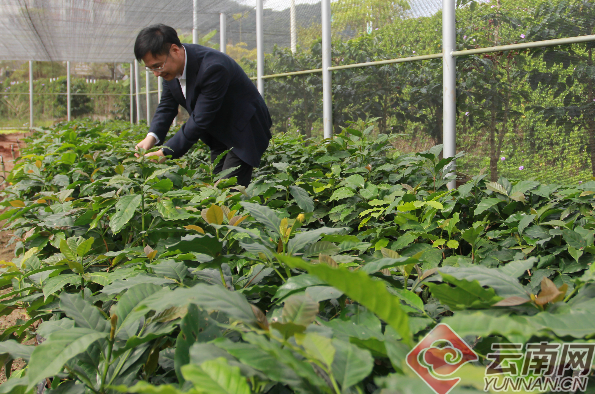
142 44 183 81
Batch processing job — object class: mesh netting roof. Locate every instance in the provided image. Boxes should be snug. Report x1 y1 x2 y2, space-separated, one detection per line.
0 0 256 63
1 0 447 63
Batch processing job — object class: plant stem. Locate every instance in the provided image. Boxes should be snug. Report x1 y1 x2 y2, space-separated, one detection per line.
219 266 227 288
272 266 287 282
141 193 145 247
108 324 146 386
100 338 114 394
329 374 341 394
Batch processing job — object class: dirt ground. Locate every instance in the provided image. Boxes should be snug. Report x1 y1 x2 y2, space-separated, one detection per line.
0 227 28 384
0 133 30 383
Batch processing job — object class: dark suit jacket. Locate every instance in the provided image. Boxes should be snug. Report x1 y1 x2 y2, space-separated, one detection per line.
148 44 272 167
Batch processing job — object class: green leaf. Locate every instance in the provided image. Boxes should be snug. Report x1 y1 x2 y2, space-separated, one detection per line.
85 272 112 286
329 187 355 202
442 311 537 343
175 304 224 383
59 293 110 332
108 175 134 186
530 309 595 338
486 182 508 196
240 202 281 236
0 340 34 362
182 358 251 394
499 258 537 278
273 274 326 301
281 294 318 326
518 214 536 235
110 194 142 234
461 225 484 246
427 273 501 310
425 200 443 210
59 239 76 261
215 337 322 392
101 275 174 294
344 175 365 190
243 332 325 389
166 234 222 257
331 338 373 389
118 382 184 394
76 237 94 258
157 200 191 221
304 241 340 257
361 257 418 274
287 227 347 255
151 260 189 283
26 328 107 391
0 376 28 394
280 255 411 345
135 284 257 326
43 274 80 298
474 198 502 215
151 178 174 193
440 266 529 298
563 229 587 250
296 332 335 368
289 186 314 213
114 283 163 332
61 152 77 165
189 343 265 379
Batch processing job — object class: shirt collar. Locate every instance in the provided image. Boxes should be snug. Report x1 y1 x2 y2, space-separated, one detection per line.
177 45 187 81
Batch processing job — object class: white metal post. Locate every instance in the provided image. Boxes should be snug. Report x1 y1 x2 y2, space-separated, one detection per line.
145 71 151 125
256 0 264 96
130 62 134 124
134 61 141 124
220 13 227 54
322 0 332 139
443 0 456 189
29 61 33 128
67 61 71 121
158 76 162 102
193 0 198 44
290 0 297 53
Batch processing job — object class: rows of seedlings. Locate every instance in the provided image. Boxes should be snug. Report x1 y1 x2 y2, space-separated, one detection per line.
0 120 594 394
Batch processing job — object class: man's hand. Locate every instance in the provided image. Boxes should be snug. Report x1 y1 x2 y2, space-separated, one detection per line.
135 135 157 157
145 149 167 163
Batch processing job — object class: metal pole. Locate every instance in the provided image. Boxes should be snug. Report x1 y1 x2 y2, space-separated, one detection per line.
145 70 151 125
134 61 141 125
290 0 297 53
193 0 198 44
158 76 162 102
256 0 264 96
130 62 134 124
67 61 71 121
220 13 227 54
29 61 33 128
443 0 456 190
322 0 332 139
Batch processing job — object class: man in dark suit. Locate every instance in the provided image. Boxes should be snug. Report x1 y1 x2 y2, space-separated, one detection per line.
134 24 272 186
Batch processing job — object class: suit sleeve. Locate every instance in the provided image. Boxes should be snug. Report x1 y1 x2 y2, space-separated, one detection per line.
162 63 231 158
147 79 178 145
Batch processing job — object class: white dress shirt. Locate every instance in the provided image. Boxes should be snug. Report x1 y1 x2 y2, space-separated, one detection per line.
148 46 187 145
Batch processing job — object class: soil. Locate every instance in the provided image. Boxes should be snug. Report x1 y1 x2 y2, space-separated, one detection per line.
0 227 28 384
0 134 31 383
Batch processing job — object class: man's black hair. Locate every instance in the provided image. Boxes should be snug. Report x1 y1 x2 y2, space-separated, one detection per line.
134 24 182 61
